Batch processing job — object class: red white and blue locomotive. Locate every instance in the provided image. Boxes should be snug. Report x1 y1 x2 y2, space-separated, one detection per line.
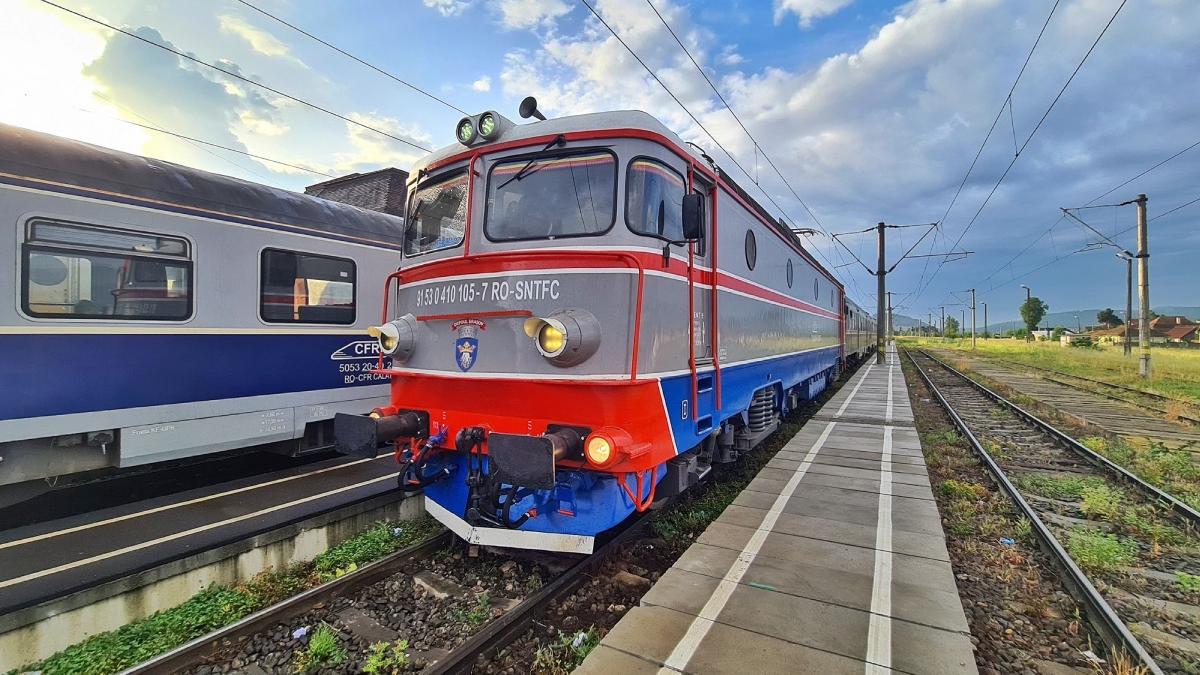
336 99 874 552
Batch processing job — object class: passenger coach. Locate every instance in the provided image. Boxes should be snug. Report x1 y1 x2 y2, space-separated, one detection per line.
0 123 404 506
339 100 872 552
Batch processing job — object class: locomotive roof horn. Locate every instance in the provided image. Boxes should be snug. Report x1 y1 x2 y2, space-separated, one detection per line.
519 96 547 122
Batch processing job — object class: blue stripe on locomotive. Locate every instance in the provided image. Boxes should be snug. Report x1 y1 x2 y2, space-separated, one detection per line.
657 345 840 454
0 333 387 420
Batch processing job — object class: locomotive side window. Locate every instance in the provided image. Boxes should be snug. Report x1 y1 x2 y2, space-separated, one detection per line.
260 249 355 324
745 229 757 270
405 170 468 256
486 150 616 241
786 259 794 288
626 157 687 242
22 220 192 320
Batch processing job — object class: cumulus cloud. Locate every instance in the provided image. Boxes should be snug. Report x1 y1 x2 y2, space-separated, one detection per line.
218 14 306 67
471 75 492 92
333 112 433 174
717 44 745 66
496 0 572 30
423 0 472 17
498 0 1200 310
774 0 856 28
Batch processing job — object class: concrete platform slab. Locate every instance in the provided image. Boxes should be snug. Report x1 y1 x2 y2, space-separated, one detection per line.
583 348 976 675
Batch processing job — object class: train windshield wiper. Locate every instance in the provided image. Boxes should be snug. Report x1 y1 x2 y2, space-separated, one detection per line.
495 135 565 191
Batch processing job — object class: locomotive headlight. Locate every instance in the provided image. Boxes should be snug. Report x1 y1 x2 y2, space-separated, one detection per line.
523 309 601 367
584 435 613 467
478 112 498 140
367 313 418 363
537 322 567 356
456 117 477 145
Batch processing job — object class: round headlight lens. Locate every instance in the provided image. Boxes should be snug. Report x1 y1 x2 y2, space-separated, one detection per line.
538 323 566 355
585 435 613 466
478 113 497 138
456 117 476 144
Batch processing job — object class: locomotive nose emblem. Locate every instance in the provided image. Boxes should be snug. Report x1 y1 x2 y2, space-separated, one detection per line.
451 319 486 372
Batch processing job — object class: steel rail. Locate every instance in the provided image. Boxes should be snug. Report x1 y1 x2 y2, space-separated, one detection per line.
979 354 1199 426
120 531 453 675
426 506 657 674
904 348 1163 675
918 349 1200 526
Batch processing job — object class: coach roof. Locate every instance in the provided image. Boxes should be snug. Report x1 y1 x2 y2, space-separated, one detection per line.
0 122 404 247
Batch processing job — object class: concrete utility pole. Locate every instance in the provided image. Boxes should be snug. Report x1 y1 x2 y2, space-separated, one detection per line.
928 312 933 338
967 288 977 349
961 309 966 337
983 303 988 339
1135 194 1151 377
1119 252 1132 357
876 221 886 364
886 291 894 343
940 306 946 338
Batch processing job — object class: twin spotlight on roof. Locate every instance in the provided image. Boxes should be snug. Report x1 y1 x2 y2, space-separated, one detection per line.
455 96 547 147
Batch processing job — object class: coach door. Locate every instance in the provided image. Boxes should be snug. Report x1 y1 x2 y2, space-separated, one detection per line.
689 177 716 435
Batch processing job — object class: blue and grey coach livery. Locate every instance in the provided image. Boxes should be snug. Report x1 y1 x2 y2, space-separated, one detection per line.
0 123 404 505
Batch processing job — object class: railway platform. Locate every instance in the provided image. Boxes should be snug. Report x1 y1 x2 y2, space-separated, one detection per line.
578 345 977 674
0 453 401 616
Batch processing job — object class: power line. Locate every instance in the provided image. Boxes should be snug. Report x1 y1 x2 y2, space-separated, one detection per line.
578 0 867 302
234 0 468 116
82 102 336 178
907 0 1063 301
915 0 1127 304
641 0 876 305
1150 194 1200 222
1090 138 1200 205
41 0 432 153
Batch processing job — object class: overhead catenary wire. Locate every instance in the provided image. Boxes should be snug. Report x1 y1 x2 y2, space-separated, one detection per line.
40 0 433 153
82 103 336 178
578 0 870 302
915 0 1127 305
234 0 469 116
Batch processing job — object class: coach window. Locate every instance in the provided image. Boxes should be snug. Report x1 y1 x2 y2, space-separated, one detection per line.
22 220 191 320
405 170 468 256
487 150 616 241
260 249 355 324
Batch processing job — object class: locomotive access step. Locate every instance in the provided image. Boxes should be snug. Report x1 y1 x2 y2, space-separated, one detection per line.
578 345 977 674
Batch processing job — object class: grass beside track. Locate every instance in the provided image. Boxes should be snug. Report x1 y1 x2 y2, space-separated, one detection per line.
8 517 442 675
898 336 1200 404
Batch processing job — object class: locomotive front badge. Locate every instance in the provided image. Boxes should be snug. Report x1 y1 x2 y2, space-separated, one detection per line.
451 318 486 372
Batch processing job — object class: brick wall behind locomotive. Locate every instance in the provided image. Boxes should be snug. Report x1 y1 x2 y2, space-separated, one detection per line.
0 123 404 506
344 104 873 552
304 167 409 217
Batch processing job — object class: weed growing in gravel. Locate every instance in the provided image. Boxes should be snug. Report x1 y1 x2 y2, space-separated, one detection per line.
1065 530 1138 572
532 627 601 674
1176 572 1200 594
9 585 258 675
1015 517 1033 542
451 592 493 627
10 517 440 675
294 623 346 673
940 479 988 500
363 639 410 674
314 518 440 581
1080 437 1200 511
1079 485 1124 521
1013 474 1108 500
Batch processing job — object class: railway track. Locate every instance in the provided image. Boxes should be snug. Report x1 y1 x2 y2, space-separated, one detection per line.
979 354 1200 427
907 348 1200 675
121 507 654 675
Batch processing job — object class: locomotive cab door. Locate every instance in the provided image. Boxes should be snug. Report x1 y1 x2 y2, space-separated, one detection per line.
688 177 716 435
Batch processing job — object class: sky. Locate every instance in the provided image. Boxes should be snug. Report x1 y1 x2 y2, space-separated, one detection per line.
3 0 1197 324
